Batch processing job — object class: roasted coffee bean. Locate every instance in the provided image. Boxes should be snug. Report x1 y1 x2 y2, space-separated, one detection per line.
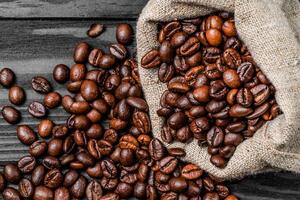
1 105 21 124
87 23 104 38
116 23 133 45
141 50 161 69
149 139 166 161
42 156 61 169
31 76 52 94
171 31 188 47
38 119 54 138
189 117 210 135
210 155 226 168
98 54 116 69
229 104 253 117
76 150 95 167
168 148 186 157
236 88 253 107
222 19 237 37
167 112 187 130
31 165 46 186
126 97 149 111
133 111 151 134
8 85 26 105
70 175 87 198
210 80 228 100
181 164 203 180
206 28 222 46
44 92 62 108
0 68 15 87
74 42 90 63
18 155 36 173
2 187 21 200
34 186 54 200
193 85 210 102
169 177 188 192
223 48 241 68
237 62 255 83
160 40 174 63
80 80 99 101
54 187 70 200
180 36 200 56
86 180 103 200
0 173 6 192
70 63 87 81
224 133 244 146
223 69 241 88
110 43 127 60
88 48 104 67
18 178 34 198
28 101 47 118
17 125 36 145
44 168 63 188
160 156 178 174
207 127 224 147
101 159 117 178
4 164 21 183
47 138 63 157
250 84 270 106
52 125 68 138
53 64 70 83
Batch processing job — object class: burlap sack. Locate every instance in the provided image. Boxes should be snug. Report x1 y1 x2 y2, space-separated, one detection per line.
137 0 300 179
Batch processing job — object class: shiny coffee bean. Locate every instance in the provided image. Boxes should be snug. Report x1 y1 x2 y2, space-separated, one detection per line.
116 23 133 45
44 92 62 108
18 155 36 173
109 43 127 60
74 42 90 63
34 186 54 200
18 178 34 198
28 101 47 118
4 164 21 183
17 125 37 145
8 85 26 105
31 76 52 94
38 119 54 138
54 187 70 200
1 105 21 124
0 68 15 88
3 187 21 200
87 23 104 38
53 64 70 83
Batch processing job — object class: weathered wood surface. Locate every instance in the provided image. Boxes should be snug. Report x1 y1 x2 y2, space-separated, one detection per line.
0 0 299 199
0 0 148 18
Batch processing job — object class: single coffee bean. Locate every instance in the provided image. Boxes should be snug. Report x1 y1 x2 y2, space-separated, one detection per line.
98 54 116 69
109 43 127 60
18 155 36 173
31 165 46 186
222 19 237 37
169 177 188 192
70 63 87 81
18 178 34 198
224 133 244 146
207 127 224 147
182 164 203 180
159 156 178 174
116 182 133 198
1 105 21 124
223 69 241 88
193 85 210 103
28 101 47 118
74 42 90 63
223 48 241 68
17 125 37 145
44 168 63 188
180 36 200 56
63 170 79 187
47 138 63 157
53 64 70 83
141 50 161 69
38 119 54 138
31 76 52 94
116 23 133 45
44 92 62 109
160 40 174 63
229 104 253 117
237 62 255 83
34 186 54 200
88 48 104 66
80 80 100 101
8 85 26 105
54 187 70 200
86 180 103 200
250 84 270 106
236 88 253 107
70 175 87 198
42 156 61 169
0 68 15 88
4 164 21 183
2 187 21 200
101 159 117 178
206 28 222 46
76 150 95 167
87 23 104 38
210 155 226 168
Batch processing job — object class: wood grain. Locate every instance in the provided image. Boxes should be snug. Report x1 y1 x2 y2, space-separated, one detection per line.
0 0 148 18
0 0 299 199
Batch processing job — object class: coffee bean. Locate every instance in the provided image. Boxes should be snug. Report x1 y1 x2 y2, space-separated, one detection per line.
206 28 222 46
109 43 127 60
237 62 255 83
207 127 224 147
193 85 210 103
223 69 241 88
86 180 103 200
229 104 253 117
4 164 21 183
210 155 226 168
42 156 61 169
0 68 15 88
31 165 46 186
87 23 104 38
1 105 21 124
80 80 100 101
126 97 149 111
141 50 161 69
44 92 62 109
53 64 70 83
70 63 87 81
222 19 237 37
0 173 6 192
38 119 54 138
44 168 63 188
18 178 34 198
133 111 151 134
31 76 52 94
99 54 116 69
88 48 104 66
18 155 36 173
223 48 241 68
17 125 37 145
74 42 90 63
116 23 133 45
250 84 270 106
28 101 47 118
3 187 21 200
169 177 188 192
159 156 178 174
8 85 26 105
181 164 203 180
101 159 117 178
54 187 70 200
167 112 187 130
34 186 54 200
70 175 87 198
236 88 253 107
180 36 200 56
47 138 63 157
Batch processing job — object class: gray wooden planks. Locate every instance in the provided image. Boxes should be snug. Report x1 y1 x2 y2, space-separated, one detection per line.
0 0 148 18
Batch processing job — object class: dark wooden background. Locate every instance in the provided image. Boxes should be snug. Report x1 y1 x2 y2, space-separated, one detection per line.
0 0 299 199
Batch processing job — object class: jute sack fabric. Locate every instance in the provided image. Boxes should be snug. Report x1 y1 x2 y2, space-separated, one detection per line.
137 0 300 179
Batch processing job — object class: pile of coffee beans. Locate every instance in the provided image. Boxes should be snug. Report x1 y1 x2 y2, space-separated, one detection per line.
0 23 238 199
141 12 281 168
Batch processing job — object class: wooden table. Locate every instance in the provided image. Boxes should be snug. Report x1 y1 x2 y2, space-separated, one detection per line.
0 0 299 199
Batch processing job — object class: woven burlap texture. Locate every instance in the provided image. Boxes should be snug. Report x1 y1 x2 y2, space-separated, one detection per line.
137 0 300 180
